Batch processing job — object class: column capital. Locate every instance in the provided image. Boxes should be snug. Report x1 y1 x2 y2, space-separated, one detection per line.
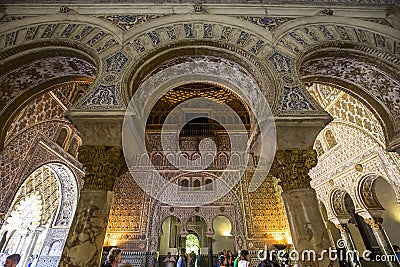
364 217 383 231
78 145 126 191
270 149 317 191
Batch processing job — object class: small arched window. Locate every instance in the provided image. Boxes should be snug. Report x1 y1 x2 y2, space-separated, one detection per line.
205 179 213 191
153 153 163 169
219 153 228 168
67 136 80 157
181 179 189 190
193 179 201 190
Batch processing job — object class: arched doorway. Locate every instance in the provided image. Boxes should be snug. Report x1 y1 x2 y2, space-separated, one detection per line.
186 216 207 255
374 178 400 245
212 216 234 254
159 216 182 257
186 233 200 254
0 163 78 266
342 193 379 256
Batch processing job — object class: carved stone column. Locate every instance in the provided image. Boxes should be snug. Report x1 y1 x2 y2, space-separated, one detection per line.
180 233 188 249
364 218 400 267
335 224 359 267
271 149 335 267
59 145 125 267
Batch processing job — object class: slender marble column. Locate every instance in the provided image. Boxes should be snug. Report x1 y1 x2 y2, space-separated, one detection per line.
59 145 125 267
20 230 34 266
181 235 187 249
272 149 337 267
20 229 42 267
364 218 400 267
207 236 213 267
335 224 360 267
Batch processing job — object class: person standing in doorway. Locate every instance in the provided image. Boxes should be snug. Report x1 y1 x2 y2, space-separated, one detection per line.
177 249 188 267
196 250 202 267
151 252 159 267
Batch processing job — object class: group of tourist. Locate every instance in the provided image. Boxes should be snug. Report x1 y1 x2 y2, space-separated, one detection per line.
173 249 201 267
216 249 289 267
100 247 133 267
100 244 400 267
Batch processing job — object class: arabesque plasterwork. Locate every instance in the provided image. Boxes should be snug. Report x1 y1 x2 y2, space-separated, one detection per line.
0 3 400 265
309 84 400 222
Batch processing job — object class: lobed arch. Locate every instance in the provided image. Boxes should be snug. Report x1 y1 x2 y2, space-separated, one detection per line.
357 173 400 212
0 127 83 219
46 163 80 227
158 215 182 236
291 17 400 152
3 162 79 229
211 215 235 236
300 50 400 152
329 187 355 221
0 46 98 152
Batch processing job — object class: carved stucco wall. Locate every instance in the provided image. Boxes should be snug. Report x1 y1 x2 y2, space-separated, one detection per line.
309 84 400 221
0 84 86 224
1 7 399 147
106 130 289 251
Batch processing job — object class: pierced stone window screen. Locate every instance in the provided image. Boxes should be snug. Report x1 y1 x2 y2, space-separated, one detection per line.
6 165 61 228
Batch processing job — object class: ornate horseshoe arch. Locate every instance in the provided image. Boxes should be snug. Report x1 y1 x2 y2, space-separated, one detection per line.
289 16 400 152
330 187 353 220
357 173 400 211
0 14 127 151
